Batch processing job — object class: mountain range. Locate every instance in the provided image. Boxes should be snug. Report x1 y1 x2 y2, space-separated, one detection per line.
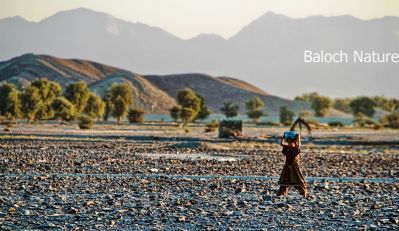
0 8 398 98
0 53 308 114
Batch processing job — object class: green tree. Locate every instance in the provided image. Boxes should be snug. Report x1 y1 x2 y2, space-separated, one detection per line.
109 83 133 106
0 83 21 120
194 93 211 121
380 112 399 129
78 115 94 129
64 81 90 115
170 105 181 122
52 97 76 122
333 98 352 113
354 112 377 128
30 78 62 120
84 93 105 120
20 86 42 122
180 107 197 126
220 101 239 118
294 92 320 102
100 83 133 123
112 95 129 123
350 97 376 117
102 91 113 121
108 83 133 123
372 96 399 112
311 95 332 117
245 96 264 122
279 106 294 125
127 108 145 123
176 88 201 125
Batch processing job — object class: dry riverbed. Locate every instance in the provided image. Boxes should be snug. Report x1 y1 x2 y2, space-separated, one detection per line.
0 124 398 230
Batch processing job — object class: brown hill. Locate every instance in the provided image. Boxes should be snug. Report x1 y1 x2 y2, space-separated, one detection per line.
0 54 309 115
0 54 175 113
0 53 118 87
144 74 309 115
89 71 176 113
217 76 268 95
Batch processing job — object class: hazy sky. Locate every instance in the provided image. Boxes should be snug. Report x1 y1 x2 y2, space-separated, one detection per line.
1 0 399 39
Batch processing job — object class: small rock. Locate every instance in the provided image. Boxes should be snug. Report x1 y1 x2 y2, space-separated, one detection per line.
389 216 399 224
176 216 186 222
86 201 95 207
67 207 79 215
149 168 159 173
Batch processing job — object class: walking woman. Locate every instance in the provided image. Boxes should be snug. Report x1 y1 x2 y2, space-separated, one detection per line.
277 131 307 197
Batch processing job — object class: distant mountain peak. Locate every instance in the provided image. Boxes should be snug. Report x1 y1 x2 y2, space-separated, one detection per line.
0 15 29 24
261 11 289 18
41 7 111 23
189 33 226 42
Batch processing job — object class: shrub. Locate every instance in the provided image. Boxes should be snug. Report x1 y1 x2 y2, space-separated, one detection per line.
245 97 264 122
311 95 332 117
354 113 377 128
328 121 344 127
78 115 94 129
380 112 399 129
170 106 181 122
373 123 382 130
205 120 218 132
298 110 312 118
220 102 239 118
350 97 376 117
279 106 294 125
128 108 145 123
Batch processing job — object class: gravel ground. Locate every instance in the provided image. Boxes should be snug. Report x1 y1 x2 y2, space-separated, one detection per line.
1 131 398 230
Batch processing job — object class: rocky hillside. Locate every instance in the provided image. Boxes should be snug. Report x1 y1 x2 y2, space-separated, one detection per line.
0 53 119 88
0 54 309 115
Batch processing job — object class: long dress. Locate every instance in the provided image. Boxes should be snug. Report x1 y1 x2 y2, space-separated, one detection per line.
278 146 307 187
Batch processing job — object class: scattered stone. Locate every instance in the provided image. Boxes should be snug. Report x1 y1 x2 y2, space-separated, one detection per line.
66 207 79 215
176 216 186 222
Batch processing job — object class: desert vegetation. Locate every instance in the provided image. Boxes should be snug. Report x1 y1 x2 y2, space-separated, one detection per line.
295 92 399 129
0 78 146 128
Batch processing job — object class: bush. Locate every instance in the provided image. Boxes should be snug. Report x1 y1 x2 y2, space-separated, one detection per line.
205 120 218 132
373 123 382 130
128 108 145 123
279 106 294 125
380 112 399 129
298 110 312 118
328 121 344 127
78 115 94 129
311 95 332 117
354 113 377 128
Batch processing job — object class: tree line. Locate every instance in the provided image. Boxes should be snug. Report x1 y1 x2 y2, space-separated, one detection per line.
294 92 399 128
1 79 397 129
169 88 267 126
0 78 145 128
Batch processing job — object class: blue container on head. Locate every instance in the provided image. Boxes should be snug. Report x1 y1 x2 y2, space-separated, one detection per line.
283 131 298 140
